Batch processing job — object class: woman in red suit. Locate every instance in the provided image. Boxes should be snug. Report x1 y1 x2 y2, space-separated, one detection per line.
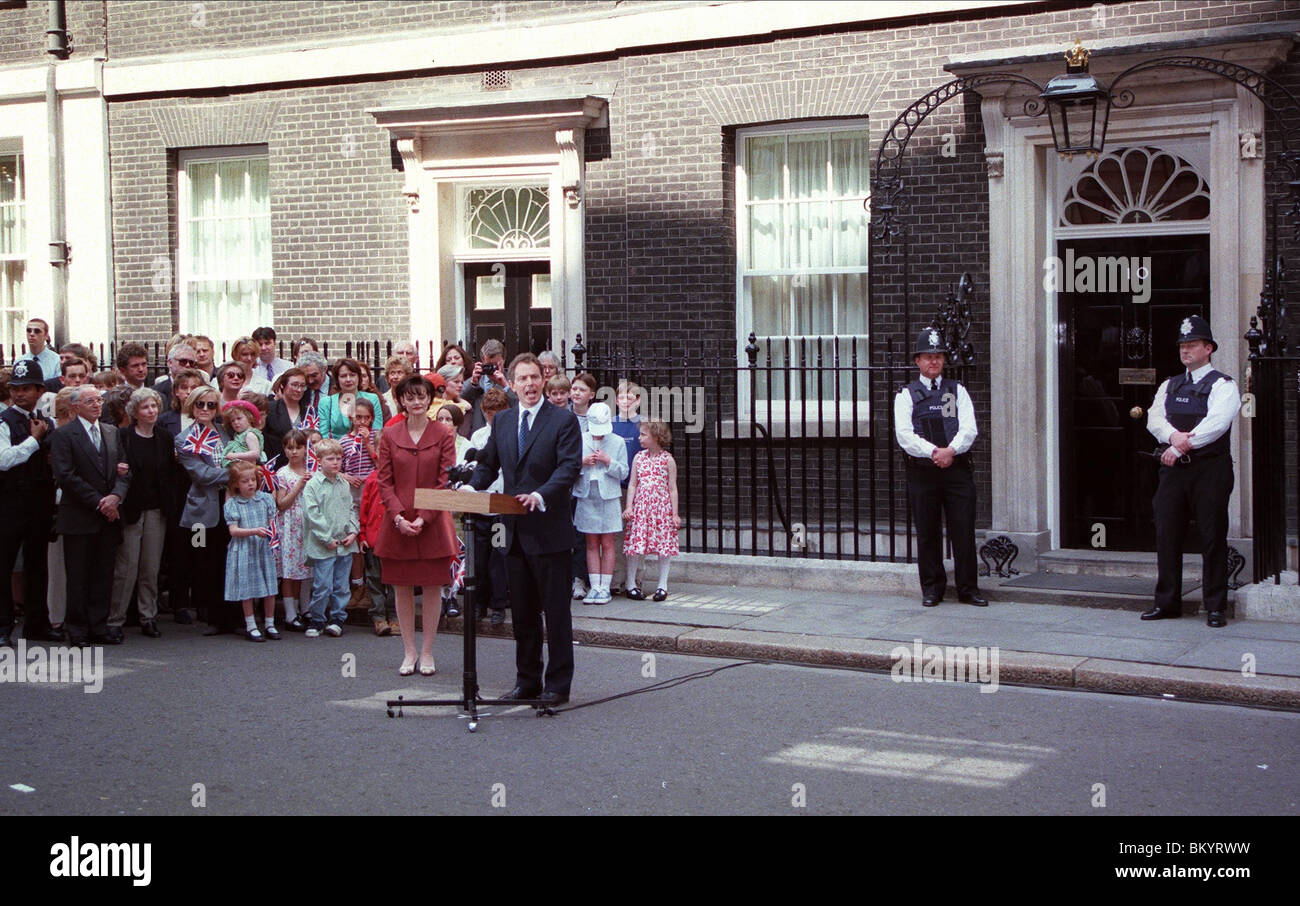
374 375 459 676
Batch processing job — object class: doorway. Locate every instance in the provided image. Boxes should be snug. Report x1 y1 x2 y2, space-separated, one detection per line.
463 262 553 358
1058 234 1210 550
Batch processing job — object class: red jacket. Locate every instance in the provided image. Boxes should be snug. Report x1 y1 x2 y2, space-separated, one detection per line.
359 471 385 549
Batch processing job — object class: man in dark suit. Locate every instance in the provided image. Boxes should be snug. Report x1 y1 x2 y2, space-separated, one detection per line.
50 385 130 646
470 352 582 705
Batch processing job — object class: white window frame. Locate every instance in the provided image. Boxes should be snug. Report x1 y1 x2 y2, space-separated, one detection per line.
0 145 24 356
176 145 271 339
734 120 871 434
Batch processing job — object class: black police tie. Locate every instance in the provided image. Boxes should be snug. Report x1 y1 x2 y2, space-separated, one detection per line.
930 379 938 391
518 409 531 457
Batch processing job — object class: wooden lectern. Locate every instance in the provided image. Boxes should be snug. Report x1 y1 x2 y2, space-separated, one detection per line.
387 487 555 730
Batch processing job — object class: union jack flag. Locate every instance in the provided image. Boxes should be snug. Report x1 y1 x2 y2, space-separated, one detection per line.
306 446 318 473
183 425 219 457
258 464 277 493
448 537 466 595
267 516 281 552
300 405 321 434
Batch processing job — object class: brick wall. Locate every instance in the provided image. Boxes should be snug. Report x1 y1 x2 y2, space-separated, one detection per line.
0 0 106 65
103 0 657 59
106 0 1300 534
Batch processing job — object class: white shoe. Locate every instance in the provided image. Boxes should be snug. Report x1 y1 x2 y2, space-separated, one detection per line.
572 578 589 600
582 586 602 605
590 589 612 606
324 623 343 637
304 627 322 638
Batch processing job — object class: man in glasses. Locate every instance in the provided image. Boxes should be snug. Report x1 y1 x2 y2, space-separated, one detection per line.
153 342 198 413
50 385 131 646
17 319 61 382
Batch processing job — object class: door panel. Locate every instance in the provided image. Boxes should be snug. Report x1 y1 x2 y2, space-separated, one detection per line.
463 261 552 358
1058 235 1210 550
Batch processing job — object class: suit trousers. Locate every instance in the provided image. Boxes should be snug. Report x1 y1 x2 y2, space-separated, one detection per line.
0 513 52 637
507 541 573 695
906 457 978 600
110 509 166 626
63 528 119 640
1153 454 1233 615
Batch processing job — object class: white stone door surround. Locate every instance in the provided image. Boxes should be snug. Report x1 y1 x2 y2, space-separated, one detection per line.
370 91 608 355
949 32 1294 566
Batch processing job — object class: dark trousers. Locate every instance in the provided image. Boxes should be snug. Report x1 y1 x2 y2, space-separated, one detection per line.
64 528 119 641
472 517 509 611
570 498 587 584
1153 454 1233 614
0 513 52 637
906 457 978 600
190 521 235 629
506 543 573 695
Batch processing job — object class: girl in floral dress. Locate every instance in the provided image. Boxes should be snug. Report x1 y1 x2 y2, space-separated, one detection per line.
274 429 313 631
622 419 680 602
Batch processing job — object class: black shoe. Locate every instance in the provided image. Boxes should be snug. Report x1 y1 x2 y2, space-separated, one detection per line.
625 587 646 600
141 620 162 638
490 609 505 626
174 609 193 625
104 628 125 645
1206 612 1227 628
1140 607 1181 621
653 588 668 602
506 685 542 701
539 691 569 706
285 615 307 632
88 633 115 645
958 592 988 606
22 628 65 642
922 596 941 607
447 603 461 618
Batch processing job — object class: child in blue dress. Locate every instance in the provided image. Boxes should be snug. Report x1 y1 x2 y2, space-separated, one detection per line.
573 402 627 604
224 460 281 641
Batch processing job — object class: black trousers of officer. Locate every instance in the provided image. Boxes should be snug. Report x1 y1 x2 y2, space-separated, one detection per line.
1153 452 1233 615
906 456 978 599
0 505 53 637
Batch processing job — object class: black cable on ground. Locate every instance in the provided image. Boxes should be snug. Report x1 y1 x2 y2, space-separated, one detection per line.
546 659 769 714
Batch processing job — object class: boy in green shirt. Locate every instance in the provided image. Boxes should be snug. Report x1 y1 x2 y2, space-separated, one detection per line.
302 439 359 637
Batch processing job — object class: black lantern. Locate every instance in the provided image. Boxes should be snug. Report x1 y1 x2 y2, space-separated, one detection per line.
1041 42 1110 157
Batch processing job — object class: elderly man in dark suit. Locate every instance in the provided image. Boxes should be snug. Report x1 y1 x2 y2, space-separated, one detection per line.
50 385 130 646
470 352 582 705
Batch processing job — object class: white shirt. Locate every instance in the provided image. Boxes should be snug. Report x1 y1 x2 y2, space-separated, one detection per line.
256 357 294 383
78 415 102 448
17 347 60 383
516 400 546 511
469 425 503 493
1147 362 1241 449
0 405 40 471
893 374 978 459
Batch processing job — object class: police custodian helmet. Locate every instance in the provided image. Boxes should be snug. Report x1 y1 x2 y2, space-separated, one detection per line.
8 358 44 387
1177 314 1216 352
913 327 947 358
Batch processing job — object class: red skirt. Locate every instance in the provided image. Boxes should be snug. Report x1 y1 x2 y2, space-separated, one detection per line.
381 556 453 589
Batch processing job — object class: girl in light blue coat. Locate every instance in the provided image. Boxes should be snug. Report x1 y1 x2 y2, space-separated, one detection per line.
572 402 628 605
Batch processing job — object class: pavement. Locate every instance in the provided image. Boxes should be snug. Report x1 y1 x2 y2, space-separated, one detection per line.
441 571 1300 711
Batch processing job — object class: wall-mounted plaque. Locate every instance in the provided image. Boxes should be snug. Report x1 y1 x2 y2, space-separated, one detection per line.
1118 368 1158 385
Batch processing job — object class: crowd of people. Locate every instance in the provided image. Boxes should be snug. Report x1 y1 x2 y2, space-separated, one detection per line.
0 319 682 675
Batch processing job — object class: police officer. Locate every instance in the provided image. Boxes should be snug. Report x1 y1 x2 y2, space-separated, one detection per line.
0 359 58 645
894 328 986 607
1142 315 1241 627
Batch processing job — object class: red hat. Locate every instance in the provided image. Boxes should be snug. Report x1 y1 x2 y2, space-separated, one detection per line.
221 399 261 424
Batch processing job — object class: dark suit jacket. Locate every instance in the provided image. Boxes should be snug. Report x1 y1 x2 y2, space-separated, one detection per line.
469 400 581 556
50 418 131 536
154 377 175 414
117 425 178 524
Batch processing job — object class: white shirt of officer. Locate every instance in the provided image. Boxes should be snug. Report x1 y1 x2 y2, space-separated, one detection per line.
0 402 41 471
1146 361 1241 450
893 369 978 459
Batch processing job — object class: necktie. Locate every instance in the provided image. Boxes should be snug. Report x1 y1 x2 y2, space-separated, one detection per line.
267 363 275 381
931 379 938 391
89 423 101 451
518 409 531 457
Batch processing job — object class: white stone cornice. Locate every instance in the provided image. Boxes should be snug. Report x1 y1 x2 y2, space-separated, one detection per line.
370 92 608 140
556 129 582 208
394 137 423 213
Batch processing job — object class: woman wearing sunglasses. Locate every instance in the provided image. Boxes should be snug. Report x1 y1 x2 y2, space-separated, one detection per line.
174 385 237 635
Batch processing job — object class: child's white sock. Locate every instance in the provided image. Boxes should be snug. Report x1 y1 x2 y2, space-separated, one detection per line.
264 616 276 629
284 597 298 620
244 615 258 632
598 574 611 594
627 555 643 589
657 557 672 590
351 578 363 587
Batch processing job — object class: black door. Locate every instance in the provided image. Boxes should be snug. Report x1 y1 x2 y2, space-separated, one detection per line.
1058 234 1210 550
463 262 552 358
